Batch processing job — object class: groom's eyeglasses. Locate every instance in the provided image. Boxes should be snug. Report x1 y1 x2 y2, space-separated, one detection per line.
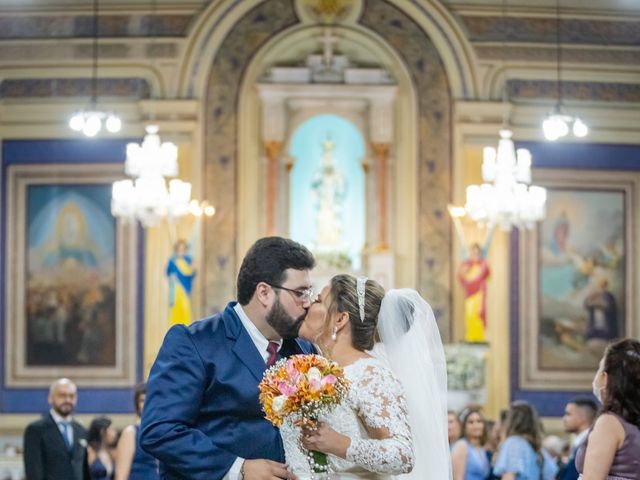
266 283 315 304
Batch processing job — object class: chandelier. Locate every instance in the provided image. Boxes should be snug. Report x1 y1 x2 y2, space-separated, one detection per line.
112 125 201 227
68 0 121 137
463 130 547 231
541 0 588 141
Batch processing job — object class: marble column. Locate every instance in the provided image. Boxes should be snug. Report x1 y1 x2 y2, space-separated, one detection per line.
371 142 390 250
264 140 283 236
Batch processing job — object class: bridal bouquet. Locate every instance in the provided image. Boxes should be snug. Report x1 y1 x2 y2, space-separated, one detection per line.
259 354 350 474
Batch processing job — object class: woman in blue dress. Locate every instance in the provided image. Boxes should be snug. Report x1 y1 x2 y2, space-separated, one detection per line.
114 383 159 480
493 401 558 480
452 407 492 480
88 416 116 480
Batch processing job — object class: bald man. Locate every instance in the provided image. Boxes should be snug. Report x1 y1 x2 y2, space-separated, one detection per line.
23 378 90 480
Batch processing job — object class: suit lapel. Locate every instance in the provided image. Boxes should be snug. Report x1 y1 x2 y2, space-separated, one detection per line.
71 422 85 458
45 414 71 455
225 304 268 382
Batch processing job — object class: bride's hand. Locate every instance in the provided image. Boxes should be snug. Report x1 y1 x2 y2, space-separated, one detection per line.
301 422 351 459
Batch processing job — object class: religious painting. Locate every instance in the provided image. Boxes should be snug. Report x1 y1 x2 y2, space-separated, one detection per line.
519 169 640 390
4 164 138 387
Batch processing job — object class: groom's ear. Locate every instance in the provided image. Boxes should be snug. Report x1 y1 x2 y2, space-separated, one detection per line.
254 282 272 308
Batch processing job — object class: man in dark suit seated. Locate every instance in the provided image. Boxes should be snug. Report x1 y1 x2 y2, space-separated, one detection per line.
23 378 89 480
141 237 317 480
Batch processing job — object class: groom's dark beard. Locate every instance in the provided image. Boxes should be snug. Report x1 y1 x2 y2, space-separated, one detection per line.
266 298 306 339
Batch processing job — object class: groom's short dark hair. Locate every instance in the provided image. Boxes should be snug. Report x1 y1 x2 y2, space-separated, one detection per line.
237 237 315 305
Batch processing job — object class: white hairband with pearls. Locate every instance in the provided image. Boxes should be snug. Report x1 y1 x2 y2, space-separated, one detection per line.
356 276 368 322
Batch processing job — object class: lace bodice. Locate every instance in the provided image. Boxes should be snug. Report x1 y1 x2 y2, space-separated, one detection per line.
280 357 414 479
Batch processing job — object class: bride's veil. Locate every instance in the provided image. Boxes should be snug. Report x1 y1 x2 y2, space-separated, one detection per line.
376 289 452 479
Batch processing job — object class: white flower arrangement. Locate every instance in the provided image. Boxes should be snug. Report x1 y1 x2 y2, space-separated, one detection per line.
444 344 486 391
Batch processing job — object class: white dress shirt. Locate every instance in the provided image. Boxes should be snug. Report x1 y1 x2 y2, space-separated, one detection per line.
225 304 283 480
50 408 74 447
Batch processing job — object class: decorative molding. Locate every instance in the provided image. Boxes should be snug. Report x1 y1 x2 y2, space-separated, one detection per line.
474 45 640 65
0 78 151 99
507 79 640 103
460 15 640 46
0 14 193 39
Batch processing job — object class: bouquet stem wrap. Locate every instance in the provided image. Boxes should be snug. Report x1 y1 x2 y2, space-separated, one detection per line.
311 450 328 472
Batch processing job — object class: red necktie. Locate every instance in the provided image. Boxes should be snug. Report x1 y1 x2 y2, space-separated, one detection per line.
266 341 279 367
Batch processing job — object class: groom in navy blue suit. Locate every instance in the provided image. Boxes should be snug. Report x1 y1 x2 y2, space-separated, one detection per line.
141 237 316 480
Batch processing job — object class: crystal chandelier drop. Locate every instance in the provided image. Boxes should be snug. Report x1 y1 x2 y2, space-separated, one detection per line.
542 0 588 141
68 0 121 137
111 126 192 227
464 130 547 231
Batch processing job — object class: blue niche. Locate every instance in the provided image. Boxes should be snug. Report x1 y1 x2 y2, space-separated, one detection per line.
289 114 366 269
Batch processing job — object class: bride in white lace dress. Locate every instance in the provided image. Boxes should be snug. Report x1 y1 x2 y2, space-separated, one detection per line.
285 275 451 480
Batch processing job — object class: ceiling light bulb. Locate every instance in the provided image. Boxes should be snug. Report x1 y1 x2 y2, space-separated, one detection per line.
573 118 588 137
83 114 102 137
542 117 559 141
69 113 85 131
106 114 122 133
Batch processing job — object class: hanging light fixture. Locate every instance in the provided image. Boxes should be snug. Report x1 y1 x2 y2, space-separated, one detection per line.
68 0 121 136
463 130 547 231
111 125 202 227
451 0 547 231
541 0 588 141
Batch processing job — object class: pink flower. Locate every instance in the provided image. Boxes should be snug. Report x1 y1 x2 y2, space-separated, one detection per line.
308 378 322 391
286 360 302 383
278 382 298 396
321 375 337 386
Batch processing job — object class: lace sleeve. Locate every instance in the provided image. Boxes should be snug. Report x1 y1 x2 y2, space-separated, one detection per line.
345 362 415 474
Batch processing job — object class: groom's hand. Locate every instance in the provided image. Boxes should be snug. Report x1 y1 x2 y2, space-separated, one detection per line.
241 459 298 480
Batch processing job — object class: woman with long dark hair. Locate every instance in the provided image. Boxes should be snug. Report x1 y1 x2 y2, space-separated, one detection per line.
87 416 116 480
576 338 640 479
493 401 557 480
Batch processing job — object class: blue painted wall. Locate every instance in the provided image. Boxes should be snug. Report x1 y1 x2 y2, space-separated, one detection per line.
1 139 144 414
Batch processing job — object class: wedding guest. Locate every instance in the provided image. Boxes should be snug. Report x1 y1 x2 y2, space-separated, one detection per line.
115 383 159 480
87 416 116 480
576 338 640 479
452 407 491 480
23 378 90 480
542 435 567 476
487 409 508 480
449 410 463 447
560 397 597 480
493 401 558 480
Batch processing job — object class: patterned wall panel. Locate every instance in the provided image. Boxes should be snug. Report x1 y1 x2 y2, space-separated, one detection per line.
361 1 452 339
202 0 299 314
507 80 640 103
202 0 453 339
475 45 640 65
460 16 640 46
0 78 150 99
0 15 193 39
